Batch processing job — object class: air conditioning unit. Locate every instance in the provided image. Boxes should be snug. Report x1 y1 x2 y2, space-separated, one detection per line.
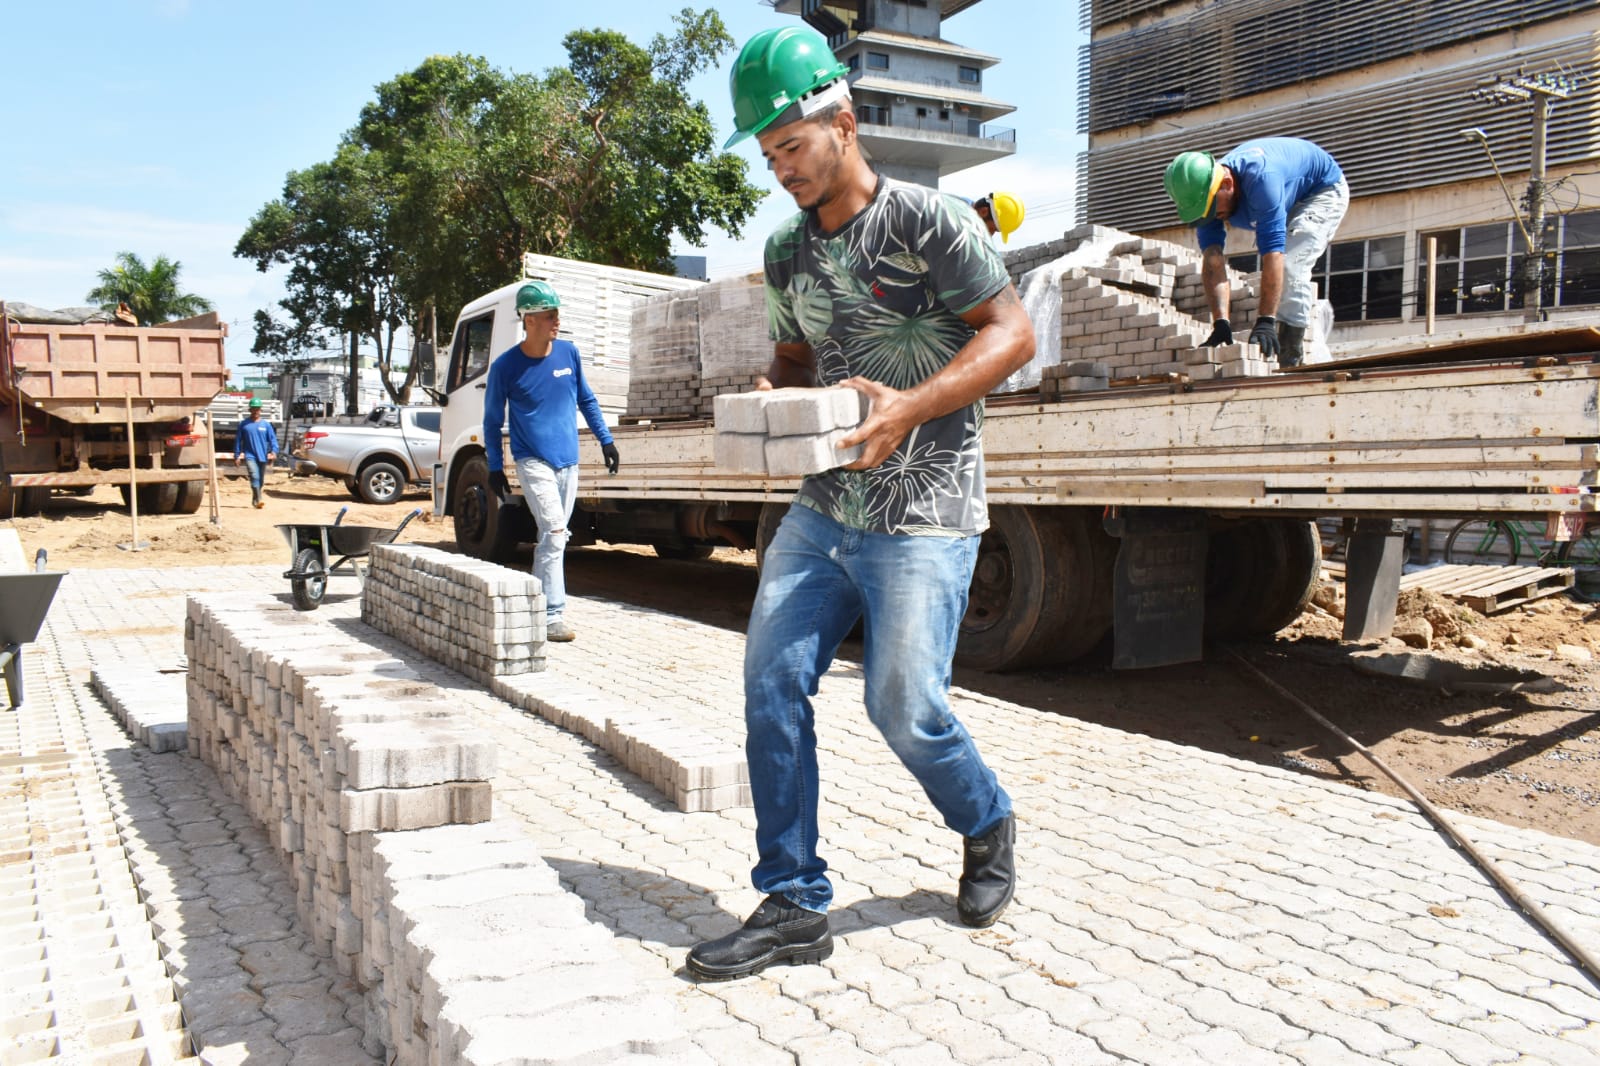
894 95 906 103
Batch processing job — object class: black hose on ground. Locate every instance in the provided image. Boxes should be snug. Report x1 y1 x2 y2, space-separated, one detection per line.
1225 647 1600 991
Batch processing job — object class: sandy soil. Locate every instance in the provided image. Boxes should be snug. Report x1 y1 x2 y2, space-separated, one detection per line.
7 467 1599 848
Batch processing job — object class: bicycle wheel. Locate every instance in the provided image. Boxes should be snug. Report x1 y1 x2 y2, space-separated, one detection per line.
1555 526 1600 567
1444 519 1519 566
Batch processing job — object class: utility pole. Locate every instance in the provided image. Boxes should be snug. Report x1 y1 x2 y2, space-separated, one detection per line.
1475 70 1575 322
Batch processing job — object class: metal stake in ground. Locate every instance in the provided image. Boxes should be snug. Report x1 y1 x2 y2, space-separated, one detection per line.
117 395 149 553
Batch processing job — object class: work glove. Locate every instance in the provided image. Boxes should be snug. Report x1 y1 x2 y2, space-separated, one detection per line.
487 469 510 499
1248 315 1280 358
1201 319 1232 347
602 442 620 475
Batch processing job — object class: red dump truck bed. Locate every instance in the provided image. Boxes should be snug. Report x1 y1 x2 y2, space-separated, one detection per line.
0 306 228 424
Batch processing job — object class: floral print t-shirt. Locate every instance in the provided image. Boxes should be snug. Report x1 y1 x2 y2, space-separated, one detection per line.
764 176 1008 537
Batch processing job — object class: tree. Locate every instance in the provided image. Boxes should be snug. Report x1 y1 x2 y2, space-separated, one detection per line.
86 252 214 326
237 7 765 392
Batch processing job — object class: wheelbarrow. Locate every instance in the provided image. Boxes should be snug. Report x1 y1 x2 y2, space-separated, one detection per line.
277 507 421 610
2 548 67 710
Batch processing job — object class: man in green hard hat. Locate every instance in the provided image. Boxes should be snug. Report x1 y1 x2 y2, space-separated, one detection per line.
686 24 1034 982
232 397 278 509
1163 137 1347 368
481 280 619 644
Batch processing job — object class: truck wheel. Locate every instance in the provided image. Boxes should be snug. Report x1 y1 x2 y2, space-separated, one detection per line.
454 456 522 563
173 481 206 515
1205 518 1320 639
290 547 326 610
1 482 47 517
345 476 362 500
957 506 1113 672
118 482 180 514
358 462 405 505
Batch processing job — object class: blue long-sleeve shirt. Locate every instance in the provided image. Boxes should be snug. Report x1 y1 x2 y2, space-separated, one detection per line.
234 417 278 462
1195 137 1344 256
482 339 612 472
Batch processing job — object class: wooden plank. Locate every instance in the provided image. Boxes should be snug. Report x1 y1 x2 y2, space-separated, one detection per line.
1324 326 1600 371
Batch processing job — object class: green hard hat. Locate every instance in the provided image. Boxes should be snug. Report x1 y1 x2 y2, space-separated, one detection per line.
248 398 264 409
1164 150 1224 224
515 281 561 314
725 25 850 149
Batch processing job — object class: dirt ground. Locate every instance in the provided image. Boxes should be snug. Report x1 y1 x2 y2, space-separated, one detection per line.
8 466 1599 849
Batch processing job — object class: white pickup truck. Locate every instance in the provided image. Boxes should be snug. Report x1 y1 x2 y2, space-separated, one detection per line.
292 405 441 504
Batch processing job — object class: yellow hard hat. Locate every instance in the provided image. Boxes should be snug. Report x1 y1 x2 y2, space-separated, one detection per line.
981 191 1025 242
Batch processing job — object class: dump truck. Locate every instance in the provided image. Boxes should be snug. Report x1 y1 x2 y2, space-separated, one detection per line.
1 303 227 517
423 238 1600 672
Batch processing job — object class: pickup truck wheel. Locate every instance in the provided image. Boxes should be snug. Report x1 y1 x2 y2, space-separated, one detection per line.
454 456 522 563
290 547 326 611
957 506 1112 672
345 476 362 500
173 480 206 514
358 462 405 505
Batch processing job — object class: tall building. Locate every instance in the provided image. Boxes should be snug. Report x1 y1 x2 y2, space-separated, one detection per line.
765 0 1016 187
1076 0 1600 342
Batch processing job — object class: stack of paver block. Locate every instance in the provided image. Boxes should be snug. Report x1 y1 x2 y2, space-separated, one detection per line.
350 822 702 1065
626 274 769 421
711 386 869 476
91 664 188 753
362 544 544 681
1028 223 1273 397
184 595 495 968
184 594 698 1065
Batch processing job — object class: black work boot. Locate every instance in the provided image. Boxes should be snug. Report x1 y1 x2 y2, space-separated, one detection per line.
957 813 1016 928
1277 322 1307 368
686 895 832 981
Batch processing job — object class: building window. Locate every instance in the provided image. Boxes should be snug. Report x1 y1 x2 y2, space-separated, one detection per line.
847 54 859 72
959 66 980 85
1317 235 1404 321
916 106 927 117
867 52 889 70
1415 219 1579 316
938 109 950 121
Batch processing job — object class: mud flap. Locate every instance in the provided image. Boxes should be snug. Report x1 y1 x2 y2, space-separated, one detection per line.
1343 518 1406 641
1104 508 1207 669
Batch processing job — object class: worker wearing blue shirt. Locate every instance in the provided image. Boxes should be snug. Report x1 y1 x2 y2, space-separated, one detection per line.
1163 137 1348 367
482 281 619 643
232 398 278 509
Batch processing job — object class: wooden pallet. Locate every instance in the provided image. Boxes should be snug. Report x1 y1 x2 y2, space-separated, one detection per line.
1321 560 1575 614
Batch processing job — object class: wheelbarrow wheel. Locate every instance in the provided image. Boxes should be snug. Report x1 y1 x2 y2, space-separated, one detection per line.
290 547 327 611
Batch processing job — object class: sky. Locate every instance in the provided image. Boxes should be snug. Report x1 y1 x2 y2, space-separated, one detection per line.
0 1 1086 380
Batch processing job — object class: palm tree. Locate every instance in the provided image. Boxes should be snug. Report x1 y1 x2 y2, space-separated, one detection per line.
86 251 214 326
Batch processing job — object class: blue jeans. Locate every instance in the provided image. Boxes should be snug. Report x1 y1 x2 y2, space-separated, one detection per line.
744 504 1012 913
514 457 577 623
241 457 265 501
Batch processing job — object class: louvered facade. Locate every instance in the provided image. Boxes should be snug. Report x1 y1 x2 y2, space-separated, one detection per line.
765 0 1015 186
1077 0 1600 337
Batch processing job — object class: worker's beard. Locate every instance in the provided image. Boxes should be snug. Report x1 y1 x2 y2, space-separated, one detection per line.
789 138 847 213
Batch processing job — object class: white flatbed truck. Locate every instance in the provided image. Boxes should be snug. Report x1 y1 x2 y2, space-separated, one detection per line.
425 266 1600 672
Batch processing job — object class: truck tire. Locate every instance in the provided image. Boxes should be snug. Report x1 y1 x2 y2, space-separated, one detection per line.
0 481 47 517
957 506 1113 672
1205 518 1321 640
454 455 522 563
173 480 206 515
358 461 406 505
119 482 180 514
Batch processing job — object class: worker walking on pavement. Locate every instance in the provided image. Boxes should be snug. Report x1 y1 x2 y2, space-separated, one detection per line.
686 24 1033 982
232 398 277 509
972 191 1025 243
482 281 619 644
1163 136 1348 368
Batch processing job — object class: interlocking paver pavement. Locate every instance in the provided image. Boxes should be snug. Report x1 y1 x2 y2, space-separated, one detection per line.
5 561 1600 1064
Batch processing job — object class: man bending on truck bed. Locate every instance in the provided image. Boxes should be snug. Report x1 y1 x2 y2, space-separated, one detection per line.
482 281 619 644
1163 137 1347 368
685 25 1035 982
232 398 277 509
